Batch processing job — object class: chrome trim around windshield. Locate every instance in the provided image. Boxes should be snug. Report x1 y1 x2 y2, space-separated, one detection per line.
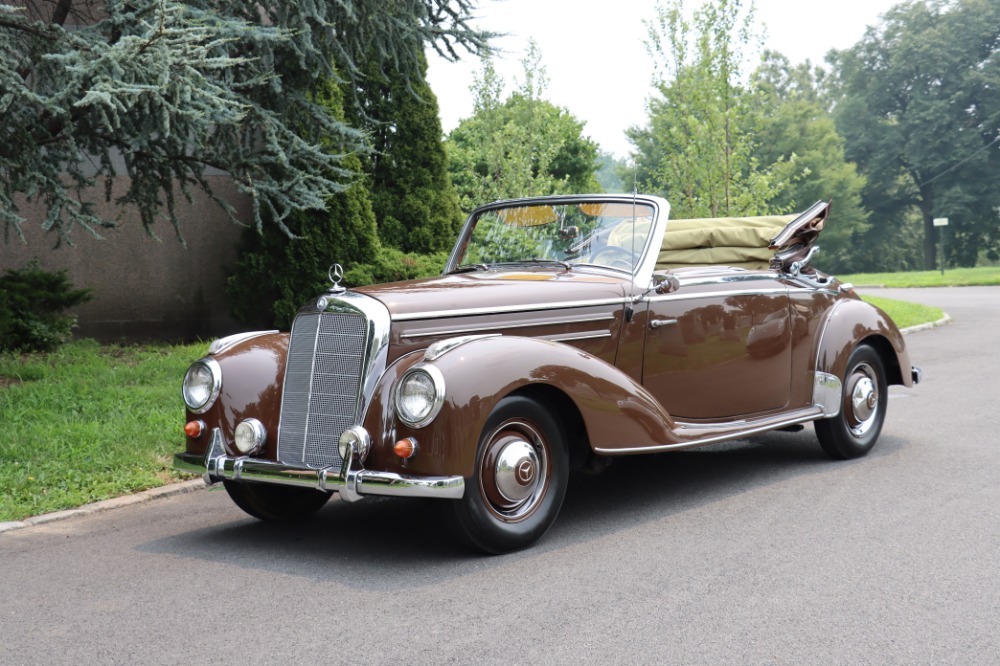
445 194 671 292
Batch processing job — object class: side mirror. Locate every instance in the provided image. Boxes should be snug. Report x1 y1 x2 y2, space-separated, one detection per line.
652 272 680 294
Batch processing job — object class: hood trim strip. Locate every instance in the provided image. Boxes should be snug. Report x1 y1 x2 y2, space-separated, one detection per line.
400 313 615 339
390 297 627 322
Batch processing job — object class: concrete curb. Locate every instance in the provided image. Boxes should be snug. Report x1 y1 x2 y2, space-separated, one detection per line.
3 311 949 537
0 479 205 535
901 313 952 335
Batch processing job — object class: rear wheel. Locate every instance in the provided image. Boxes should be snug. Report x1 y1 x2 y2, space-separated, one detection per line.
815 344 888 459
223 480 331 521
448 395 569 554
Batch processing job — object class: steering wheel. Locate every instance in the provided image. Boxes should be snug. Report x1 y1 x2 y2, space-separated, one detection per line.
589 245 639 271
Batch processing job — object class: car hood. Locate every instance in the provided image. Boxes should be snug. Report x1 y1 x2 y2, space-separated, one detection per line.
353 270 628 321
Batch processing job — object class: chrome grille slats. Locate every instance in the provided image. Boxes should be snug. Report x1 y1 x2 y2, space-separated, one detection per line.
277 310 367 469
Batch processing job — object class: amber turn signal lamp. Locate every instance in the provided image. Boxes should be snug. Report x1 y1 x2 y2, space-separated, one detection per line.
184 420 206 438
393 437 418 459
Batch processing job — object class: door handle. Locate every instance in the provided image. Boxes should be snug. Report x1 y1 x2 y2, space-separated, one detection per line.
649 318 678 329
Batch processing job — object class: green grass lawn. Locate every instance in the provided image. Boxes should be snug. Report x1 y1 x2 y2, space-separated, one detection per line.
0 340 204 522
0 286 956 522
841 265 1000 288
860 295 944 329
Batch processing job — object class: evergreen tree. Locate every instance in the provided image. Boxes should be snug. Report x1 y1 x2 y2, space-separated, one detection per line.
1 0 489 244
226 78 378 330
350 51 463 254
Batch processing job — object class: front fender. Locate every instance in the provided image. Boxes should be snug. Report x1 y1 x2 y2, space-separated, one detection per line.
182 332 289 458
366 336 680 480
816 298 914 387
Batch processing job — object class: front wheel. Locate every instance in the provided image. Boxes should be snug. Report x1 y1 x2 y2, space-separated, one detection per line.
815 344 888 459
447 395 569 554
223 480 331 521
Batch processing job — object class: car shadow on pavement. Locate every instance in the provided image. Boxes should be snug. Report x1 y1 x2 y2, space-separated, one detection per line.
138 430 906 590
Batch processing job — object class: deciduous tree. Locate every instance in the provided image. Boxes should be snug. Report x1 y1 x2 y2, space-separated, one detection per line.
629 0 781 219
831 0 1000 269
752 53 870 272
446 41 600 210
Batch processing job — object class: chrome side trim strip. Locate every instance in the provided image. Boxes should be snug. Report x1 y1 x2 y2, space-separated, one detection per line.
424 334 501 361
592 407 824 455
175 451 465 500
401 313 615 339
208 330 279 355
644 287 789 304
674 273 779 288
392 297 627 322
540 331 613 342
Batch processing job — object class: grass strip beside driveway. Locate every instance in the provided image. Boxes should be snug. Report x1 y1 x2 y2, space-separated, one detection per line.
841 265 1000 288
0 340 203 522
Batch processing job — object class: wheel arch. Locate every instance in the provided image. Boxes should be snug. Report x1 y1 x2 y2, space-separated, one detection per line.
815 298 914 388
506 383 591 472
859 333 905 386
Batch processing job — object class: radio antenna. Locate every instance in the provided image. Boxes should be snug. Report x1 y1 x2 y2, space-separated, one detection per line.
631 157 638 261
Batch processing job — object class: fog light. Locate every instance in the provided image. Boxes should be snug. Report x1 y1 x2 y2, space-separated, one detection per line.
338 427 371 464
394 437 418 460
184 420 206 438
234 418 266 455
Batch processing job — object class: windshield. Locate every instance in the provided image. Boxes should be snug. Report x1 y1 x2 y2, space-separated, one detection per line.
455 201 656 273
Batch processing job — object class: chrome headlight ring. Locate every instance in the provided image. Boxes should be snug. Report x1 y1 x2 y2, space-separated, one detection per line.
182 357 222 414
234 418 267 455
394 364 446 429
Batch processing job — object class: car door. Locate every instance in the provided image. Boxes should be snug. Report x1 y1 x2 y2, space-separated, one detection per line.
640 274 793 420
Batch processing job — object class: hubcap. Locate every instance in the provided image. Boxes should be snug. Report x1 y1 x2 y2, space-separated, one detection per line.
846 363 879 436
479 419 550 522
494 439 539 503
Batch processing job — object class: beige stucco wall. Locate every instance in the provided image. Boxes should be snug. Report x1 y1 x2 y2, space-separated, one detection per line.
1 177 252 341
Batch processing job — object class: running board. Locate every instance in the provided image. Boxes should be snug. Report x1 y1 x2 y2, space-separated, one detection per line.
594 406 825 456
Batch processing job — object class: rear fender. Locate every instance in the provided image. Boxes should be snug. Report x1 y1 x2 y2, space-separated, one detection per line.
816 299 913 387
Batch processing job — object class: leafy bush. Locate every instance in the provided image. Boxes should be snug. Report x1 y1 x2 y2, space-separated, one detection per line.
343 247 448 288
0 261 92 352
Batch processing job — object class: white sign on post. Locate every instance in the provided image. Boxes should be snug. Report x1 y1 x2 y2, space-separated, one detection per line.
933 217 949 227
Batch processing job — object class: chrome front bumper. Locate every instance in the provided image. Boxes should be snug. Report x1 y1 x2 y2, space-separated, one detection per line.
174 428 464 502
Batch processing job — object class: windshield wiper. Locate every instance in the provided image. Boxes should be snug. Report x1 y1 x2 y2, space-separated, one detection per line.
448 263 490 274
495 259 573 271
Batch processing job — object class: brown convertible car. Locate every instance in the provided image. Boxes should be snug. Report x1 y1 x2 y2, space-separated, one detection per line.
176 194 921 553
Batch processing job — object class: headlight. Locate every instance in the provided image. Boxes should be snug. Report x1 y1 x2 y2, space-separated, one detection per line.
182 358 222 414
394 365 445 428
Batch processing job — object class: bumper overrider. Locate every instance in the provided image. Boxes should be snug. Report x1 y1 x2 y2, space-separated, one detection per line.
174 427 465 502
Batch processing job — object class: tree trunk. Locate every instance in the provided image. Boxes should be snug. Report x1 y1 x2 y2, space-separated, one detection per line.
920 201 937 271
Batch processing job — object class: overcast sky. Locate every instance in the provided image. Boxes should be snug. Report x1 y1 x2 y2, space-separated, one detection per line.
426 0 903 158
